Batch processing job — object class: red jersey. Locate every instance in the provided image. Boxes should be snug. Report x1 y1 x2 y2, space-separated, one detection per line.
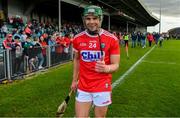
24 26 31 35
73 29 120 92
40 41 47 55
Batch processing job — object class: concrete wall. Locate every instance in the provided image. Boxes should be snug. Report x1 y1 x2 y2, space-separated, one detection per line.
0 1 2 10
135 25 147 33
8 0 24 17
7 0 57 24
7 0 29 23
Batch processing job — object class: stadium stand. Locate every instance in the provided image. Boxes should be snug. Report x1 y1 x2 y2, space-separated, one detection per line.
0 0 159 82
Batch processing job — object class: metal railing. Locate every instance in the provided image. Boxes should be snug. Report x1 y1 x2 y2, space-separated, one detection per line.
0 50 5 81
0 44 73 81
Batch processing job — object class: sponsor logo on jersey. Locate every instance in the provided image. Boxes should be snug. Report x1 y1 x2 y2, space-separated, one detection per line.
80 42 87 46
81 50 104 62
102 100 110 104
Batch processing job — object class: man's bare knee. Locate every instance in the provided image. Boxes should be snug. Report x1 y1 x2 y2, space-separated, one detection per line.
94 106 108 117
75 101 92 117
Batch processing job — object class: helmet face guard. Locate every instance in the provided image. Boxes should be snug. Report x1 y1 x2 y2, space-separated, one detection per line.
82 5 103 34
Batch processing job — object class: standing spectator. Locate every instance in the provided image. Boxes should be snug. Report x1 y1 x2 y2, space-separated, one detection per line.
3 34 16 74
154 32 160 45
23 37 37 72
147 33 154 47
42 33 49 44
48 35 56 65
55 35 63 63
117 32 122 44
39 36 47 67
14 36 23 74
141 32 146 48
63 34 71 60
119 32 124 45
2 34 14 49
137 31 141 46
131 32 137 48
159 34 164 47
34 37 44 69
123 32 129 47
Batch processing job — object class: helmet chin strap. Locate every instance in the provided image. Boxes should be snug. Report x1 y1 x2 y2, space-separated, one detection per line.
87 29 98 35
86 28 103 57
87 28 101 35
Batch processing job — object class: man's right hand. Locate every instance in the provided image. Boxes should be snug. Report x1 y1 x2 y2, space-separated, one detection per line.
71 80 78 92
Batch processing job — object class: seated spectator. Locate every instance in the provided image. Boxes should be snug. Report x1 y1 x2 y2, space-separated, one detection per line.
24 23 32 37
1 23 8 38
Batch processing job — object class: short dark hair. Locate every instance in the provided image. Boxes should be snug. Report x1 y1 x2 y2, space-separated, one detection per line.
14 36 20 39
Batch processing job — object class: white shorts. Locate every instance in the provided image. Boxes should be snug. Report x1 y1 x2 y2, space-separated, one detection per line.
76 89 112 107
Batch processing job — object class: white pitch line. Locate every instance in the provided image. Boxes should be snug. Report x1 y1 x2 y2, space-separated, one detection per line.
142 60 177 65
112 46 156 89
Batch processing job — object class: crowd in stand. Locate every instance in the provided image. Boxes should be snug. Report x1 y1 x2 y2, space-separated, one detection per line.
0 16 84 75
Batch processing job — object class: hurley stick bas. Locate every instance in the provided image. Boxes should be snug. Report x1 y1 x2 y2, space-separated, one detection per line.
56 90 73 117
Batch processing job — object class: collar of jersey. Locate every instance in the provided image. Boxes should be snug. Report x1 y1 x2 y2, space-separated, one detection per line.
85 28 104 37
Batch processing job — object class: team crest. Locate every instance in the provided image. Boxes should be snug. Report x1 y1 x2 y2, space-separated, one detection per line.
101 43 105 48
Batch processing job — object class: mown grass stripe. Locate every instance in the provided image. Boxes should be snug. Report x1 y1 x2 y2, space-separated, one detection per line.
112 45 155 89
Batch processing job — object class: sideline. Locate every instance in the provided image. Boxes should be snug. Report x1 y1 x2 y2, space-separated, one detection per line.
112 46 156 89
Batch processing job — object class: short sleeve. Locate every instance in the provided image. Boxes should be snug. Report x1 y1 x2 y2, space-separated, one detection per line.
72 37 79 52
110 38 120 55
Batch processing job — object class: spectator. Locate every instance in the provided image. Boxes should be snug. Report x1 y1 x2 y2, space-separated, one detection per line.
39 36 47 67
34 37 44 69
14 36 23 74
55 34 64 62
137 31 141 46
24 23 32 37
63 33 71 60
1 23 8 38
123 32 129 47
141 32 146 48
131 32 137 48
159 34 164 47
23 37 37 72
48 35 56 65
154 32 160 45
3 34 17 74
147 33 154 47
3 34 14 49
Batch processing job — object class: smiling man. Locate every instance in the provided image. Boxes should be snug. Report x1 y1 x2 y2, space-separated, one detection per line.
71 5 120 117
